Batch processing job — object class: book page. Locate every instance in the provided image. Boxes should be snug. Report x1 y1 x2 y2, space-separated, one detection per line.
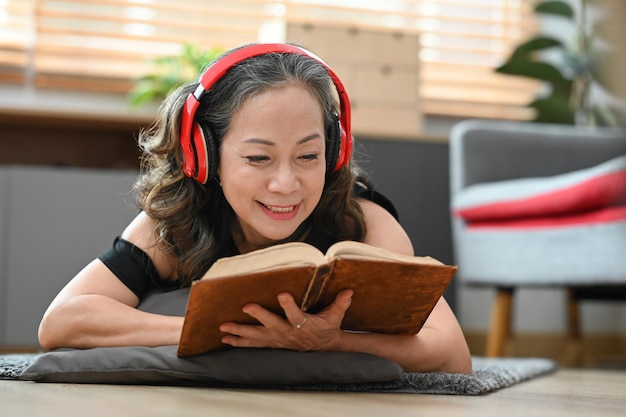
326 241 443 265
202 242 328 280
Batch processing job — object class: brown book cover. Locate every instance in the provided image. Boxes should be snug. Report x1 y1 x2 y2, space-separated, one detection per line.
177 241 458 357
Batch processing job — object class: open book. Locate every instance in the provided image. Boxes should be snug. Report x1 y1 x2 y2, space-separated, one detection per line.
177 240 457 357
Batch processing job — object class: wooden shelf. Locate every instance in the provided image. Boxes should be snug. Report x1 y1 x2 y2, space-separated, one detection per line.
0 109 147 169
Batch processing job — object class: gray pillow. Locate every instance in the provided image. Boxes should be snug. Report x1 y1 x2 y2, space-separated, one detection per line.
20 345 402 385
21 289 403 385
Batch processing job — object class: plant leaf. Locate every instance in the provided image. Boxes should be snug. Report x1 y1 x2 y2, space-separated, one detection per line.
508 36 564 60
534 1 574 19
496 60 569 83
128 43 225 107
128 88 159 107
529 95 575 124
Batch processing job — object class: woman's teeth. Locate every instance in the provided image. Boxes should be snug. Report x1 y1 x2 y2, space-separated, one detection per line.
264 204 295 213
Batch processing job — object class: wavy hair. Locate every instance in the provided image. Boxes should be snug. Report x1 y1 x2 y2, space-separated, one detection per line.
134 46 368 286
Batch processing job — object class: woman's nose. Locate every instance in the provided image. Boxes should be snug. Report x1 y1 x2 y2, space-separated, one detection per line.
267 163 299 193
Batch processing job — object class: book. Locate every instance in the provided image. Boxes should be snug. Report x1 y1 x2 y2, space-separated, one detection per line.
177 240 458 357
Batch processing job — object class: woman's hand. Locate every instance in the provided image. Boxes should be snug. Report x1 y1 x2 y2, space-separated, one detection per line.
219 289 353 351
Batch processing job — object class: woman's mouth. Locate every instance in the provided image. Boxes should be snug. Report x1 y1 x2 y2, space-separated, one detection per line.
258 202 300 219
261 203 296 213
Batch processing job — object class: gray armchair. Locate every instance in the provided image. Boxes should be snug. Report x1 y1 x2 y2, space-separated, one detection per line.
449 119 626 359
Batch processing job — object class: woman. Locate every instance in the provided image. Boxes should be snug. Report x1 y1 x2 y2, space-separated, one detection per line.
38 43 471 374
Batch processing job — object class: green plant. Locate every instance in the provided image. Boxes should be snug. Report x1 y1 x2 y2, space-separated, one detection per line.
128 44 224 107
496 0 622 126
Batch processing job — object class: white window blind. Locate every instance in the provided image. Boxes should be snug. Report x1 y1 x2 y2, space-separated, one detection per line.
0 0 34 84
0 0 539 120
281 0 540 120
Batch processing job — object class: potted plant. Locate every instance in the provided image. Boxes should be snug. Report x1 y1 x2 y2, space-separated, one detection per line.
129 44 224 107
495 0 623 126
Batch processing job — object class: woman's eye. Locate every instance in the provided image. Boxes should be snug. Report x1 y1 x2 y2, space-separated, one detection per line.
246 155 270 163
300 153 320 161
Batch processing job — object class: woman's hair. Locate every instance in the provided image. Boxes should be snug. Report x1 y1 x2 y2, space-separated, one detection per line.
134 45 369 286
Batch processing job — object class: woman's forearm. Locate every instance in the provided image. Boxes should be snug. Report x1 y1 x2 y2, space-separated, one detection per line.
337 297 472 374
38 294 184 350
339 326 472 374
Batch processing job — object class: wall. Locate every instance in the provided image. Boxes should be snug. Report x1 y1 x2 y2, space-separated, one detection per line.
354 137 455 292
0 166 138 345
0 169 8 343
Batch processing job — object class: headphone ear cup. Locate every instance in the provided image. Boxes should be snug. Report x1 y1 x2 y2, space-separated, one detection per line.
190 122 218 184
188 122 208 184
326 113 353 173
325 113 341 173
334 125 352 172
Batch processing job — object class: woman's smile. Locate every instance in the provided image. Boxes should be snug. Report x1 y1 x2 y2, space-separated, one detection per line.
258 201 301 220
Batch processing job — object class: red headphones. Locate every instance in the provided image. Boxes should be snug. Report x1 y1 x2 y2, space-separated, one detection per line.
179 43 353 184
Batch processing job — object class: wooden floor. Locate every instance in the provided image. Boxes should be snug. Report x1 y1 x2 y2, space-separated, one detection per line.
1 368 625 417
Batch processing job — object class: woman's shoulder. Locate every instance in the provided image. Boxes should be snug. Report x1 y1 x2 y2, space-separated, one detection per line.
357 198 398 226
121 212 155 243
121 212 179 280
357 198 414 256
352 181 399 220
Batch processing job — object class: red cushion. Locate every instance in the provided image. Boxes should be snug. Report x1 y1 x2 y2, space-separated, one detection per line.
453 156 626 222
466 205 626 230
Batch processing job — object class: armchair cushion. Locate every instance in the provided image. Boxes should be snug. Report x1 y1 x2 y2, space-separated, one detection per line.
453 155 626 223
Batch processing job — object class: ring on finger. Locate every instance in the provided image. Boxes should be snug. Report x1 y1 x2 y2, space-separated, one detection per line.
294 316 307 329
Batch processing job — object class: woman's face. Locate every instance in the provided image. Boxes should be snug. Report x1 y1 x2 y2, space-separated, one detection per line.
218 84 327 251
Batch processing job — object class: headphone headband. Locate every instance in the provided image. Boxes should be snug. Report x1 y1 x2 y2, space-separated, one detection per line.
180 43 353 184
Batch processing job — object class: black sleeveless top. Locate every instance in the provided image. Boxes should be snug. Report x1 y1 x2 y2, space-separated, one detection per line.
99 186 398 298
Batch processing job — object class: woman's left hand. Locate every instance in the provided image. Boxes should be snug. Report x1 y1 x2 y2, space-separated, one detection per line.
218 289 353 351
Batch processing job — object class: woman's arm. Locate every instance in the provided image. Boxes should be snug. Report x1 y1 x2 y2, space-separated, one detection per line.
38 212 183 350
339 297 472 373
220 199 472 374
354 199 472 373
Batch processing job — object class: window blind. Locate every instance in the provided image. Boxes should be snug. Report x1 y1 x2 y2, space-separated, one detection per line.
33 0 267 91
282 0 539 120
0 0 34 84
0 0 539 120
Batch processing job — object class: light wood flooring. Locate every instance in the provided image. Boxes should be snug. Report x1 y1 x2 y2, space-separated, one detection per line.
1 368 625 417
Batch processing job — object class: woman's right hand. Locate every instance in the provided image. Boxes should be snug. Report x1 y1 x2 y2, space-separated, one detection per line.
218 289 354 352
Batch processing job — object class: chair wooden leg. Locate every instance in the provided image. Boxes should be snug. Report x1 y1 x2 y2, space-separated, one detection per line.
565 288 583 365
486 288 514 357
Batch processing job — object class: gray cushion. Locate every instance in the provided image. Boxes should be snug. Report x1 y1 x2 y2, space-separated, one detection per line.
455 220 626 286
21 289 403 385
20 345 402 385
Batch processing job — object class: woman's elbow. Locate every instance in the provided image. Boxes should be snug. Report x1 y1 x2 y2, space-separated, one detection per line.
38 304 74 351
445 331 473 374
452 348 473 374
38 312 60 351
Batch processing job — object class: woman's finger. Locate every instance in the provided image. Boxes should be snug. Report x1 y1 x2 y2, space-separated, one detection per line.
277 292 308 328
319 289 353 321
